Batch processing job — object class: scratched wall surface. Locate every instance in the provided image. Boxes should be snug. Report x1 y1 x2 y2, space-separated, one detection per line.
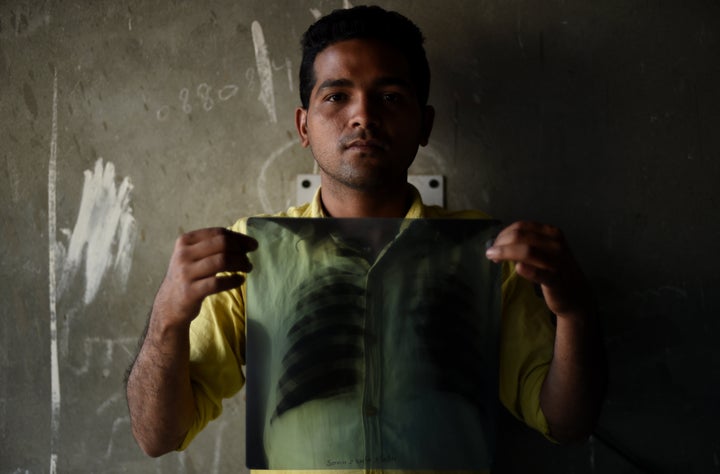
0 0 718 473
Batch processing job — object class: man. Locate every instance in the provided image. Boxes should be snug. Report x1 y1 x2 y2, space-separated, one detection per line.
125 4 606 466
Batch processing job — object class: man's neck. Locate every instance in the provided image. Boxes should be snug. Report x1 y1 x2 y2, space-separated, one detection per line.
319 181 412 218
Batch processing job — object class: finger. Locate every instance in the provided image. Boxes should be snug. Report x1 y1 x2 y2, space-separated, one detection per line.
194 229 258 255
485 239 563 270
492 221 563 247
178 227 229 246
185 251 254 281
180 228 258 262
486 221 566 267
514 261 557 287
191 273 247 300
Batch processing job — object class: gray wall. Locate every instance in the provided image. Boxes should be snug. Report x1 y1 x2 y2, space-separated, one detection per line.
1 0 718 472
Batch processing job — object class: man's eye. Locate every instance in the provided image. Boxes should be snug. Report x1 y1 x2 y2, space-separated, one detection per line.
382 93 402 103
326 93 346 102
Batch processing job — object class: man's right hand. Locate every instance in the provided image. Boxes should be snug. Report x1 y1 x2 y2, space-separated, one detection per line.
126 227 258 457
153 227 258 327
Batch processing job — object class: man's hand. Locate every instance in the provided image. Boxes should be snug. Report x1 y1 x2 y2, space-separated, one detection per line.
154 227 258 327
484 221 592 318
485 221 606 442
126 227 257 457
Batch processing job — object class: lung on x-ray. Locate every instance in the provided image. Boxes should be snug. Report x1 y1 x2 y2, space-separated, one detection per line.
245 217 502 470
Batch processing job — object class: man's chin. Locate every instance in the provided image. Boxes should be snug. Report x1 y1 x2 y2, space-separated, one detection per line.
337 171 406 192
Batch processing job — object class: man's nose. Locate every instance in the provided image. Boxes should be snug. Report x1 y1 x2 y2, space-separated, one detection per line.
350 94 380 129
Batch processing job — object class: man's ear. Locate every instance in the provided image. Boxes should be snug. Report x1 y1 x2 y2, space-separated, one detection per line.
420 105 435 146
295 107 310 147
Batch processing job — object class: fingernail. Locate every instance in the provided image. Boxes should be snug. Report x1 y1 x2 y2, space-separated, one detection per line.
485 247 499 259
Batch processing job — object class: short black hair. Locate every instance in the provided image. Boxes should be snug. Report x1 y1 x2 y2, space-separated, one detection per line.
299 5 430 109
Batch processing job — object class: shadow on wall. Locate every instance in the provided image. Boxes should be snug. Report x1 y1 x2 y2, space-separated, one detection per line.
425 2 720 473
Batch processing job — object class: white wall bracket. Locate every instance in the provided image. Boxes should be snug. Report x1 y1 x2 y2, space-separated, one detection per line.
296 174 444 207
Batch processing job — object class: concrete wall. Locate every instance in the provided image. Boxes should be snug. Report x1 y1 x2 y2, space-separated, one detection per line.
1 0 718 472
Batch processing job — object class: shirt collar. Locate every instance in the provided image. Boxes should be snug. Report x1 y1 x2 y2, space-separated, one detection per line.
309 184 426 219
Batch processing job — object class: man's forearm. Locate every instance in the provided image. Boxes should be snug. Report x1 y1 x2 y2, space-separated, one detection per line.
539 309 607 442
126 312 196 457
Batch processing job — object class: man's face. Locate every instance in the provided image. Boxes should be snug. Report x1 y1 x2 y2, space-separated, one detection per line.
296 38 434 192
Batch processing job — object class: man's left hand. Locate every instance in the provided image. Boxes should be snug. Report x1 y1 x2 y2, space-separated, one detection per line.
485 221 592 318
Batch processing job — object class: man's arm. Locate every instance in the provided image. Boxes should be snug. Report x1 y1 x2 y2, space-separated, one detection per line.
486 221 607 442
125 227 257 457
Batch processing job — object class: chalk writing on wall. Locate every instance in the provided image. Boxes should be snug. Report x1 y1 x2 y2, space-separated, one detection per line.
47 67 60 474
6 3 51 37
156 83 241 121
46 63 139 471
251 20 277 123
154 60 294 122
153 17 304 123
57 158 137 305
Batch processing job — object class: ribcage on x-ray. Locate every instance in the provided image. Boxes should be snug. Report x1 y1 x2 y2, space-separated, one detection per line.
272 274 366 421
412 273 485 406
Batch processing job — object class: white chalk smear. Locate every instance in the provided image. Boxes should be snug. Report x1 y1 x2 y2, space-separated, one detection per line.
104 416 130 459
309 1 352 19
178 450 188 474
251 20 277 123
285 57 294 92
212 420 229 474
48 67 60 474
58 158 137 305
6 155 21 203
69 336 135 376
96 392 123 416
258 140 296 213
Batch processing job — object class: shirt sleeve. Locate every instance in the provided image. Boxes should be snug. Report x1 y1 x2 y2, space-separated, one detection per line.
497 261 557 440
178 221 249 450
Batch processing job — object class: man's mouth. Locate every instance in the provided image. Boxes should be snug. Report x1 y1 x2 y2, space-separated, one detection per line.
343 138 389 152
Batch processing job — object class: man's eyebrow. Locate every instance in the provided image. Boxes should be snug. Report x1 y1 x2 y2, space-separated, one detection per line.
317 78 354 91
316 77 414 91
374 76 414 89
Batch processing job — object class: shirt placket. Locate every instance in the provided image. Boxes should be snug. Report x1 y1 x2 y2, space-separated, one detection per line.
361 265 382 470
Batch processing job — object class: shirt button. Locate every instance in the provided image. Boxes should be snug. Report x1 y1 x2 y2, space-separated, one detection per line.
364 405 378 416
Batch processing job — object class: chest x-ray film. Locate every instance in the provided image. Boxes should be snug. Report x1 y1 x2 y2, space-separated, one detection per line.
245 218 503 470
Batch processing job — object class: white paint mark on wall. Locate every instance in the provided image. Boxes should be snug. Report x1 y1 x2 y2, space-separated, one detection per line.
48 66 61 474
104 416 130 459
5 155 21 203
178 450 188 474
309 8 322 19
57 158 137 305
9 3 52 36
212 420 229 474
251 20 277 123
285 58 294 92
258 140 297 213
343 0 353 9
68 336 135 376
96 392 123 415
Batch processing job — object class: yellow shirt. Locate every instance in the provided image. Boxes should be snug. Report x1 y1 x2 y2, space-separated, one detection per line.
181 186 556 468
